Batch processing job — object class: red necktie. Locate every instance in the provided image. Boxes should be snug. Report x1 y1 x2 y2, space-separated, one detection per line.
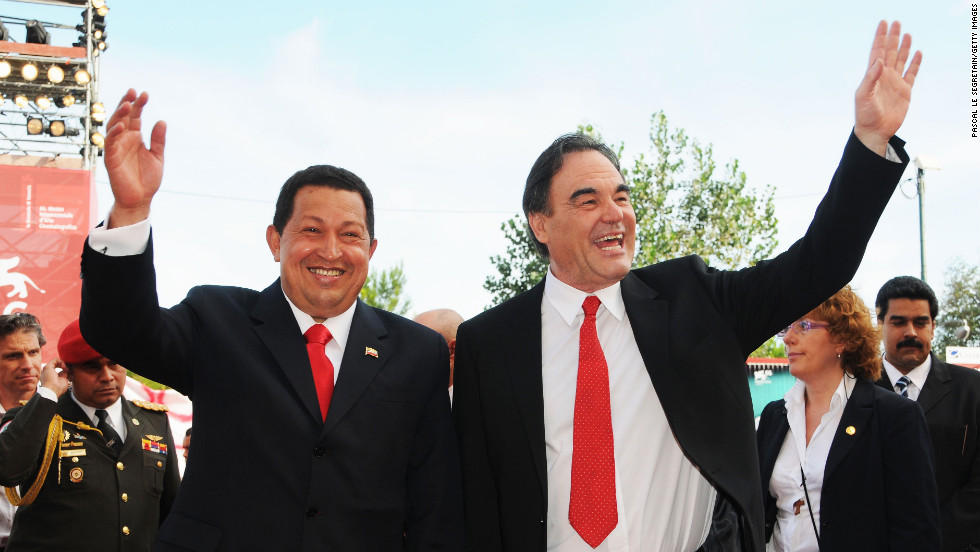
569 295 617 548
304 324 335 422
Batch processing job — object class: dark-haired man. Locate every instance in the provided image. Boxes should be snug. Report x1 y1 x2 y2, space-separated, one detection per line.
454 21 922 552
875 276 980 552
0 320 179 552
76 90 461 551
0 312 46 550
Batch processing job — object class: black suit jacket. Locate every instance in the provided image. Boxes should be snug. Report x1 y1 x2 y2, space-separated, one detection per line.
453 133 909 552
0 393 180 552
757 379 941 552
78 243 463 551
877 355 980 551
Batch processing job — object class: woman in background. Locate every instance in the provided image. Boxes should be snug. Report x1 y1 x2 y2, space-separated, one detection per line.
756 286 940 551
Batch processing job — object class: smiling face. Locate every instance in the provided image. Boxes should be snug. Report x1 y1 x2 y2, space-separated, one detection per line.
0 330 42 402
68 357 126 409
267 185 377 322
528 150 635 293
881 298 934 373
783 319 843 384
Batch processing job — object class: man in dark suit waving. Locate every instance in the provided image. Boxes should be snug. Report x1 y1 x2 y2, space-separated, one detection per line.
875 276 980 552
453 21 921 552
77 92 462 550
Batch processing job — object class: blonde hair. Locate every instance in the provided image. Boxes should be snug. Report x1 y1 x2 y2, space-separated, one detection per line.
806 285 881 381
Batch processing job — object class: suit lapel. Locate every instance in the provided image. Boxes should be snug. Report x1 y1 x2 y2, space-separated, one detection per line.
916 355 951 415
323 301 388 434
251 279 323 423
620 273 668 386
118 399 143 457
504 282 548 494
824 378 874 479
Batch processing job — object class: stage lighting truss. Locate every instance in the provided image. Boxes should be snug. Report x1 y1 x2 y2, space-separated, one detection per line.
0 2 110 161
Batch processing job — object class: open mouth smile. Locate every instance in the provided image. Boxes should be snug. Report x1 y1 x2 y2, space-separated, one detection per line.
594 234 624 251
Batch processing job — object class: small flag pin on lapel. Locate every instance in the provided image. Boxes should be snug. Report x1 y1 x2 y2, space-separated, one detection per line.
845 426 856 436
365 347 379 358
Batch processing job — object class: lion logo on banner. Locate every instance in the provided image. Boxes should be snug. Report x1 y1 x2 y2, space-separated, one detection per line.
0 256 45 314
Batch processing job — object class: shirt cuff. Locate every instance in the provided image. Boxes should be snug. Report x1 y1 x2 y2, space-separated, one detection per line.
36 386 58 402
88 218 151 256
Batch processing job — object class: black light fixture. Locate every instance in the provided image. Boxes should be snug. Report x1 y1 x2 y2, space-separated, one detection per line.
26 117 44 135
48 120 66 137
25 20 50 45
0 20 10 42
55 93 76 108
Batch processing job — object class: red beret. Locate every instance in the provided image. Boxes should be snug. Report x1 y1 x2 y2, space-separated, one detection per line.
58 319 102 365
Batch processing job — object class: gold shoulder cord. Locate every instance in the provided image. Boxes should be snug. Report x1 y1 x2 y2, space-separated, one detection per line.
4 418 101 507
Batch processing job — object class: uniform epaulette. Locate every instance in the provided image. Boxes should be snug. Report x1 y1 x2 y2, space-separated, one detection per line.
131 399 168 412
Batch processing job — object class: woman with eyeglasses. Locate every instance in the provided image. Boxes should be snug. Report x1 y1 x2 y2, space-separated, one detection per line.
756 286 940 551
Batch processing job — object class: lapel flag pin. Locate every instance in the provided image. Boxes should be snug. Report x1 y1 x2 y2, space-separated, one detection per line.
845 426 856 435
365 347 379 358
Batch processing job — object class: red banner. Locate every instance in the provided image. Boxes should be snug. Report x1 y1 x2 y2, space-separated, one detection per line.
0 163 95 357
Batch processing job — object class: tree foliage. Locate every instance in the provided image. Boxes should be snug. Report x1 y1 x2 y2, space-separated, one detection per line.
750 336 787 359
935 259 980 354
484 111 779 306
360 261 412 315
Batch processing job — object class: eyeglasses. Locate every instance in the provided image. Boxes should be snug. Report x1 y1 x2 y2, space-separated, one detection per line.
777 320 829 338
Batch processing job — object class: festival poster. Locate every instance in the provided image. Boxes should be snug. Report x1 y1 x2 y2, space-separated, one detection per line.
0 164 96 357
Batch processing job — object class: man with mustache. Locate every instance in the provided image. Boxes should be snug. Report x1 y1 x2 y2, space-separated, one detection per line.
875 276 980 552
0 319 179 551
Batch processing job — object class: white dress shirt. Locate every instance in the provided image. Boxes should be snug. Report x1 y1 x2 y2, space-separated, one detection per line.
541 270 715 552
88 219 357 382
882 355 932 401
769 375 855 552
70 391 128 442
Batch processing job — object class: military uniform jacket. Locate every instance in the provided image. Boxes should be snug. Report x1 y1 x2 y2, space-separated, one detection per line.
0 393 179 552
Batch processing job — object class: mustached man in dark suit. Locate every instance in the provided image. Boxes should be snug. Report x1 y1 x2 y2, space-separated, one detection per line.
76 91 463 551
875 276 980 552
453 21 922 552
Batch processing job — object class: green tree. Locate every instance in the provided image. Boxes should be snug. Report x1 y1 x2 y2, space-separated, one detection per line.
934 259 980 354
750 336 787 359
483 111 779 306
360 261 412 315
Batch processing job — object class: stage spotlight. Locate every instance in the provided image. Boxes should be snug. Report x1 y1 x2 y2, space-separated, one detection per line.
36 96 52 110
96 5 109 16
48 120 66 137
25 21 50 45
26 117 44 135
47 65 65 84
0 60 10 78
74 68 91 84
91 0 106 8
22 63 39 81
55 93 76 108
91 102 106 123
90 131 104 148
14 94 29 108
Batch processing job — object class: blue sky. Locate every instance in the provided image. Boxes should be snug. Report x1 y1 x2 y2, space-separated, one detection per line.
3 0 977 325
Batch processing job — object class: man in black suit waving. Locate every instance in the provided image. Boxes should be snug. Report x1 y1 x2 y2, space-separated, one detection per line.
77 92 462 550
875 276 980 552
453 21 922 552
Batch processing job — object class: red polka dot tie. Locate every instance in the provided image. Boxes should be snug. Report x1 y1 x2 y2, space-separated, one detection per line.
569 295 617 548
304 324 335 422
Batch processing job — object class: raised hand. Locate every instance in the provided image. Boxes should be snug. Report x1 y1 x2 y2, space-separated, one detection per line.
40 359 69 397
854 20 923 156
103 89 167 228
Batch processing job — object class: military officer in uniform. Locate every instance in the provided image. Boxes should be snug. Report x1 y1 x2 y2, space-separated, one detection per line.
0 319 179 552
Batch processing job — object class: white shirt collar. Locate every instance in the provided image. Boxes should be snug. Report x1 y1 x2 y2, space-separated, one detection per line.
783 372 854 412
543 267 626 326
882 353 932 390
71 391 123 427
281 288 357 349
